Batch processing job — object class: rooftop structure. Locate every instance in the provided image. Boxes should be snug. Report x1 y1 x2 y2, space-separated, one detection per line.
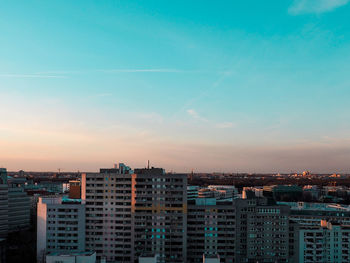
46 251 96 263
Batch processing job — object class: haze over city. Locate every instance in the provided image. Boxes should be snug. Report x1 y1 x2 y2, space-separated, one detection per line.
1 0 350 172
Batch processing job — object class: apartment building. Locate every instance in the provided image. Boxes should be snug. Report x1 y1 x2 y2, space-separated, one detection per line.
8 186 31 231
279 202 350 225
0 168 8 238
82 164 187 263
131 168 187 263
187 185 199 200
82 163 134 262
234 197 290 263
297 220 350 263
187 198 235 263
36 196 86 262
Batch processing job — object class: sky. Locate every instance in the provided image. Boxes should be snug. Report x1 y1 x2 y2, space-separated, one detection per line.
1 0 350 173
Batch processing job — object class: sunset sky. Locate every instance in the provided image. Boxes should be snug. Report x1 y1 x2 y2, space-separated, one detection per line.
1 0 350 173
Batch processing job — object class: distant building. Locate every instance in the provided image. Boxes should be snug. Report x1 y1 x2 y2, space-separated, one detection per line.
197 185 237 200
279 201 350 225
68 180 81 199
263 185 303 201
207 185 237 199
37 196 86 262
242 187 264 199
302 185 320 201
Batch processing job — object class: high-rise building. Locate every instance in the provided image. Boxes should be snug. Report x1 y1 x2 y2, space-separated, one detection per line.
0 168 8 238
234 197 290 263
82 163 134 262
187 198 235 263
296 220 350 263
131 168 187 263
36 196 86 262
82 164 187 263
8 186 31 232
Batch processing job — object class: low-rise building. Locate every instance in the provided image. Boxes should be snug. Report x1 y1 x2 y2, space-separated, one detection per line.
46 251 96 263
203 254 220 263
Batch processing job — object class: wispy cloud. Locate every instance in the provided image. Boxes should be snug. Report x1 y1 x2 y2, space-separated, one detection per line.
215 122 235 129
0 68 194 79
288 0 350 15
0 73 65 79
36 68 192 75
97 68 184 73
186 109 208 122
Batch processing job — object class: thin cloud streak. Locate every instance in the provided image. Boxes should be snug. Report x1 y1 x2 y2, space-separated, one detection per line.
215 122 235 129
0 68 199 80
0 73 65 79
288 0 350 15
186 109 208 122
35 68 201 75
97 68 184 73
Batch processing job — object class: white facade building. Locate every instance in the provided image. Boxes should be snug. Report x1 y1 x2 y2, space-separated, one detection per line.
37 196 86 262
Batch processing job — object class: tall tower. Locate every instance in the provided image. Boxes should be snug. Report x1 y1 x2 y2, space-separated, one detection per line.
131 167 187 263
82 164 134 262
82 164 187 263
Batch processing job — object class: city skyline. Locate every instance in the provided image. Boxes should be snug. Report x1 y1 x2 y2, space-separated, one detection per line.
1 0 350 172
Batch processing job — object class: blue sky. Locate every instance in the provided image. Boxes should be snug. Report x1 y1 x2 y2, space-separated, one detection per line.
1 0 350 173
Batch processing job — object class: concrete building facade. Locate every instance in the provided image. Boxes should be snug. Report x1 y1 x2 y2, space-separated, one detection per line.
46 251 96 263
36 196 86 262
234 197 290 263
187 198 235 263
8 186 31 232
0 168 8 238
82 164 187 263
131 168 187 263
82 164 134 262
297 220 350 263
